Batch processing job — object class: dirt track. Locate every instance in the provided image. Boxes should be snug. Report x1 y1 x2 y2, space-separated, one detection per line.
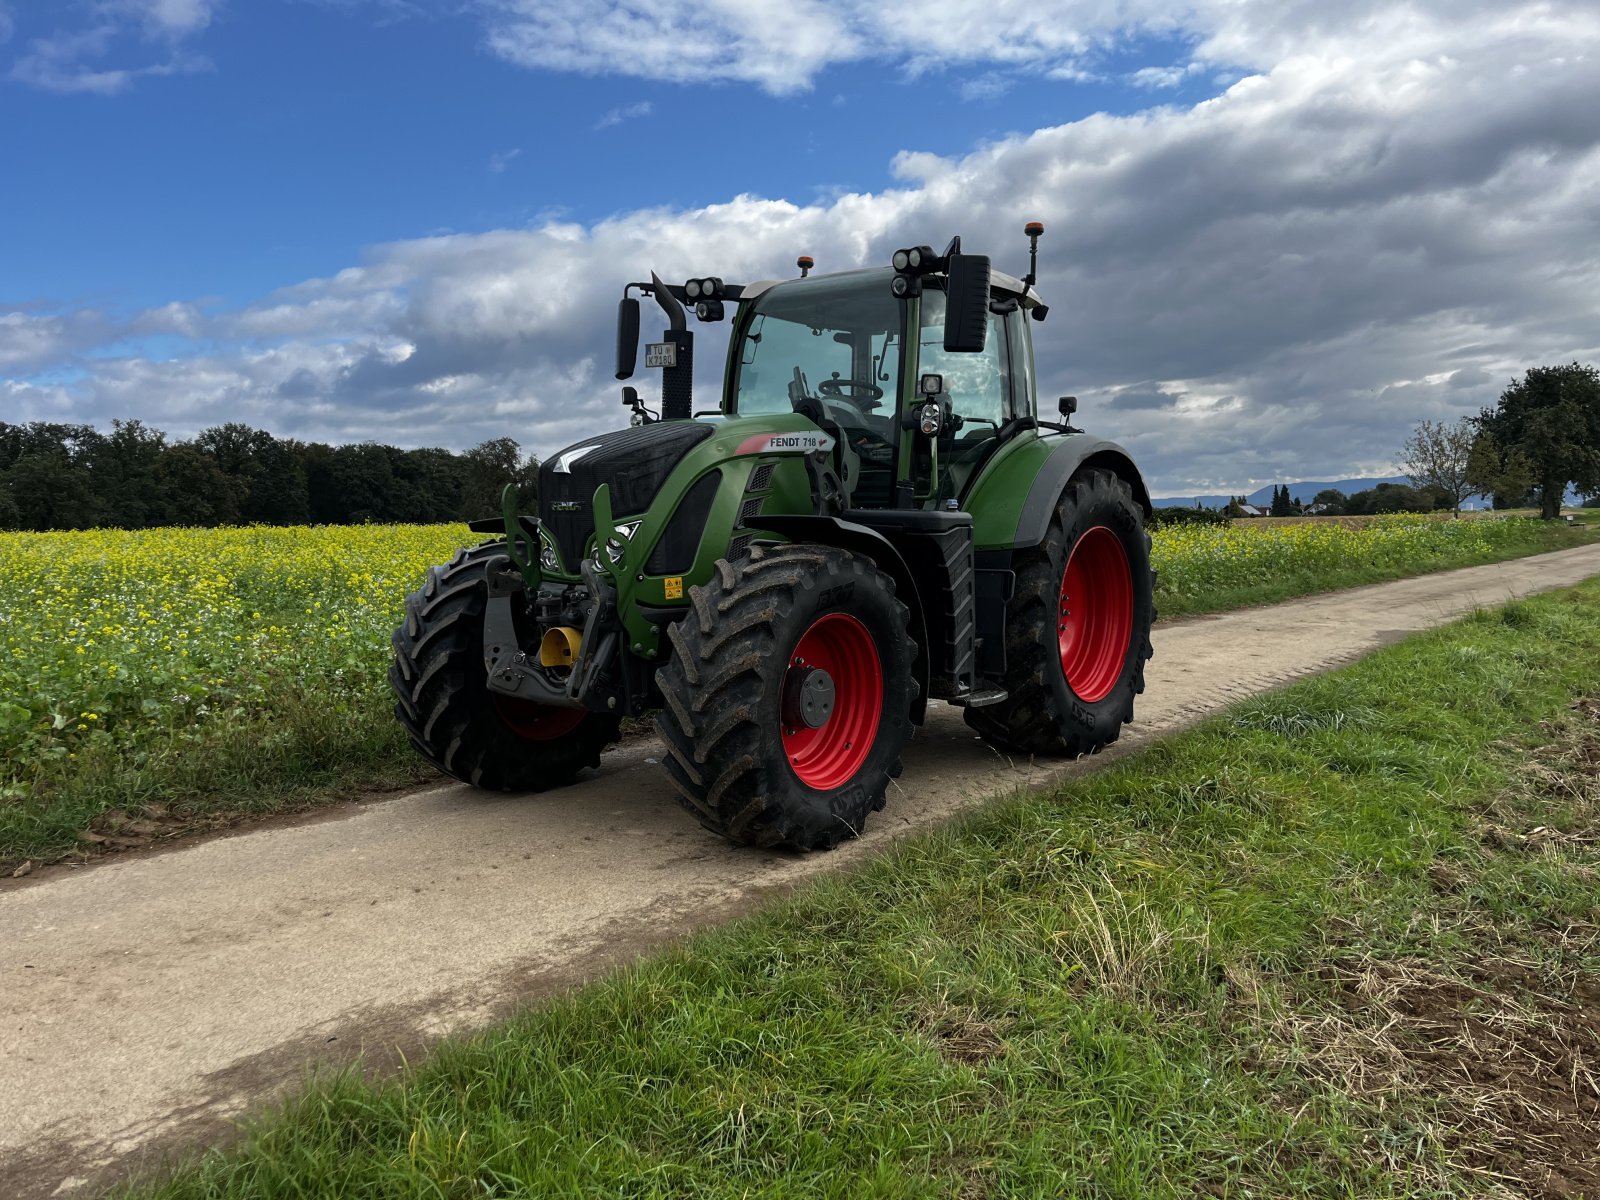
5 543 1600 1197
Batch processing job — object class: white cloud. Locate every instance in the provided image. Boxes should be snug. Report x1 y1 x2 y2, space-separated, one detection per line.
594 100 652 129
488 147 522 174
5 0 1600 494
8 0 215 94
1129 60 1203 89
958 72 1013 102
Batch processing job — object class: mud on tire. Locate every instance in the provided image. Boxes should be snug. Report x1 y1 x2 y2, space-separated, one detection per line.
655 543 917 850
964 467 1155 756
390 540 620 790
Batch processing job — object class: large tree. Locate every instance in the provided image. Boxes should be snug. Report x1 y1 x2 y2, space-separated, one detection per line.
1474 363 1600 519
1401 417 1476 514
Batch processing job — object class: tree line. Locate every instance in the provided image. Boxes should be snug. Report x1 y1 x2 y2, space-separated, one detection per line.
1214 361 1599 522
0 420 539 532
1403 362 1600 518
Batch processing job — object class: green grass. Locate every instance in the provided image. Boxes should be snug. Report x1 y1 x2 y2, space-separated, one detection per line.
115 581 1600 1198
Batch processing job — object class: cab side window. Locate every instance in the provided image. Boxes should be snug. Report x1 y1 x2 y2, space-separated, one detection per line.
1005 307 1035 420
918 290 1012 504
918 293 1006 433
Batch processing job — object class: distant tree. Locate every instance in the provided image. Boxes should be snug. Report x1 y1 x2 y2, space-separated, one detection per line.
461 437 537 518
1311 488 1347 514
1474 363 1600 519
155 442 240 524
1269 484 1294 517
1148 505 1230 529
1344 482 1434 515
3 446 98 530
1401 418 1476 515
1465 431 1537 512
1224 496 1244 518
90 419 169 526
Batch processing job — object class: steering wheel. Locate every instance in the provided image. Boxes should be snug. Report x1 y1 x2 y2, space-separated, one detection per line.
818 376 884 410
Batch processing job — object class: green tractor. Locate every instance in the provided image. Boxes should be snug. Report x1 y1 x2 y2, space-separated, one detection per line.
391 223 1155 850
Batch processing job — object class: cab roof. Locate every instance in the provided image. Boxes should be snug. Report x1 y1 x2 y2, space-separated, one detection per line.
740 263 1041 307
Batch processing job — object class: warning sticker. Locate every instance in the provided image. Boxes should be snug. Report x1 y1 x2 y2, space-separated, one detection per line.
664 576 684 600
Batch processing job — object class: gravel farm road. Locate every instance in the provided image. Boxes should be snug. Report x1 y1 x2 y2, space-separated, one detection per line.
5 543 1600 1197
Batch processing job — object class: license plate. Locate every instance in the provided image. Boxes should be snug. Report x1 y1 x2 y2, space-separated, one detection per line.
645 342 677 369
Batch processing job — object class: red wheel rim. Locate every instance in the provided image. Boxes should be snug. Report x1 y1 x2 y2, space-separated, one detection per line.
781 613 883 790
1058 525 1133 703
491 695 587 741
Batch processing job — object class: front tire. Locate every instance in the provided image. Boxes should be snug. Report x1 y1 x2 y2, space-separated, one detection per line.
389 541 620 790
965 468 1155 755
655 544 916 850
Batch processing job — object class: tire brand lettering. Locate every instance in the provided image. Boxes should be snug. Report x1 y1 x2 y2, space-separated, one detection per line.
818 582 854 609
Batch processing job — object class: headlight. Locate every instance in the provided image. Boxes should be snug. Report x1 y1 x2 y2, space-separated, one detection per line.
540 540 559 571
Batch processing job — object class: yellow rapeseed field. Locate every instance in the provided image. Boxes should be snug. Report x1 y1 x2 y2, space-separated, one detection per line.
0 513 1559 863
0 524 474 804
1149 512 1535 607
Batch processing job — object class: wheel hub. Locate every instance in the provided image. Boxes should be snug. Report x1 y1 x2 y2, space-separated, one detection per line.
779 613 883 791
782 662 836 731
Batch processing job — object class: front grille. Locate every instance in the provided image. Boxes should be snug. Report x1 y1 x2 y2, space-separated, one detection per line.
542 502 594 570
738 496 763 525
539 422 714 569
748 462 775 492
727 534 754 561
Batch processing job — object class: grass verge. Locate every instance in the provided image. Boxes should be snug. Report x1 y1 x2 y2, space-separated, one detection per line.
115 581 1600 1198
1153 514 1590 618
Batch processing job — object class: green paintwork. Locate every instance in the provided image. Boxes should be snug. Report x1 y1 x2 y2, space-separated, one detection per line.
961 427 1061 549
515 412 826 656
503 265 1102 663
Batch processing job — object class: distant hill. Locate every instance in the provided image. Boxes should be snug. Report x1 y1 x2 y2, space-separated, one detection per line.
1153 477 1410 509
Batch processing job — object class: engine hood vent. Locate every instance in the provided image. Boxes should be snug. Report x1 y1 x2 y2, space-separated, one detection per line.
538 422 715 569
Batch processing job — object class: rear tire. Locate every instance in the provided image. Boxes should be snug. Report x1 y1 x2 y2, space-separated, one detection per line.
390 541 620 790
655 544 916 850
965 468 1155 755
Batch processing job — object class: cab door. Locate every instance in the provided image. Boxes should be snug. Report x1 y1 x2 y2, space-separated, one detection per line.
913 292 1031 506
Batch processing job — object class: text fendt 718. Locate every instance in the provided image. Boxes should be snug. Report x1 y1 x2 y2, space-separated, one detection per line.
391 223 1156 850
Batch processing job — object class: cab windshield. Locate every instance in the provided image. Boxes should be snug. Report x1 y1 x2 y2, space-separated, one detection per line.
730 271 904 418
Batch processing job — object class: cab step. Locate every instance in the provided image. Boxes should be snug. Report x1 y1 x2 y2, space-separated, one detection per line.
948 686 1008 709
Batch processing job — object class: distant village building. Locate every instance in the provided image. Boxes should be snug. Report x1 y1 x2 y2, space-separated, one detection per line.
1237 504 1269 518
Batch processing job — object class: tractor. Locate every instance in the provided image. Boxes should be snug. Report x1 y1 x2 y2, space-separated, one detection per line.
390 223 1155 850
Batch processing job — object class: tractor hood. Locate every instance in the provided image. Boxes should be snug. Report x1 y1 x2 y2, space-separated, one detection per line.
535 412 829 576
538 421 715 571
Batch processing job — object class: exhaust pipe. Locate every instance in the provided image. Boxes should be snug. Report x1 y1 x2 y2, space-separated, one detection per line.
650 271 694 421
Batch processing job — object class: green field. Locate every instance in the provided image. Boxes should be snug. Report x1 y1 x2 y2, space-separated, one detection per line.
113 581 1600 1198
0 514 1587 871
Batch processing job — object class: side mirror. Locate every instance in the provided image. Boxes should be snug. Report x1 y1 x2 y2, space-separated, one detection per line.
615 297 640 380
943 253 991 353
1059 395 1077 417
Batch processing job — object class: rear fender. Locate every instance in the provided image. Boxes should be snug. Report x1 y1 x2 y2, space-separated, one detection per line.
749 514 931 726
1015 438 1151 549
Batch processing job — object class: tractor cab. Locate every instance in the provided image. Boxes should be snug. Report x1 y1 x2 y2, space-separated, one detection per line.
724 262 1045 512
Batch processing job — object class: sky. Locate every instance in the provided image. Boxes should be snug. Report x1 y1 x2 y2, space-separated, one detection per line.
1 0 1598 497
